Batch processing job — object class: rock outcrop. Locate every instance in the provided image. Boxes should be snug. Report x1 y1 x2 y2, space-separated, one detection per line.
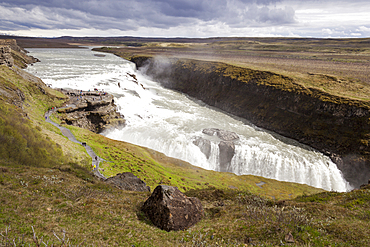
193 137 212 159
193 128 239 172
0 46 14 67
203 128 239 141
218 141 236 172
131 56 370 188
141 185 204 231
0 39 39 68
57 89 125 133
105 172 150 192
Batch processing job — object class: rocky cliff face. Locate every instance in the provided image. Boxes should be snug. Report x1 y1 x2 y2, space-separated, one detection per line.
130 56 370 188
0 39 39 68
0 46 14 67
57 89 125 133
0 42 52 114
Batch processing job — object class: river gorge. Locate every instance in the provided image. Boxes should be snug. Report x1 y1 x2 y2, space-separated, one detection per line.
25 47 352 192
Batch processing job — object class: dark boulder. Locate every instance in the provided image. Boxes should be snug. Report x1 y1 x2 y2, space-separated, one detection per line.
141 185 204 231
105 172 150 192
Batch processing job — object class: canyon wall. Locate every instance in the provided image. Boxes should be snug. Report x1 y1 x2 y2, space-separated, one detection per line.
130 56 370 188
0 39 39 68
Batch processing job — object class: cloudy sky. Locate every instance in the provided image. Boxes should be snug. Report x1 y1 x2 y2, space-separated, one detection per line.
0 0 369 38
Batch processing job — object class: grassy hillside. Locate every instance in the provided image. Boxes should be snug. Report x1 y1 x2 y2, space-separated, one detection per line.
0 49 369 245
1 163 370 246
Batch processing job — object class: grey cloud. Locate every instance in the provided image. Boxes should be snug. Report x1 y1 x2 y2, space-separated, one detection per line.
2 0 367 38
0 0 293 31
254 6 295 24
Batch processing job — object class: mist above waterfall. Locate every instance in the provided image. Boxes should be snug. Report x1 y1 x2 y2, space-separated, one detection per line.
25 48 352 192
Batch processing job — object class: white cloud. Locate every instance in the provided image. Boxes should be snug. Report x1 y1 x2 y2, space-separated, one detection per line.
322 28 333 35
357 26 370 32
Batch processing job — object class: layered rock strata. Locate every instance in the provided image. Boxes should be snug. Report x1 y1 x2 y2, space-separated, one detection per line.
0 46 14 67
57 89 125 133
0 39 39 68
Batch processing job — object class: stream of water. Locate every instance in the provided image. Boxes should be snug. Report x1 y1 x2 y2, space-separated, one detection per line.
25 47 352 192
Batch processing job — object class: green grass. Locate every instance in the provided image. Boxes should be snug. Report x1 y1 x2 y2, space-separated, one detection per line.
0 66 67 168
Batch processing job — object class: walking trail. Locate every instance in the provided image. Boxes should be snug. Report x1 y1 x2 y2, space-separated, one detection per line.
45 108 106 180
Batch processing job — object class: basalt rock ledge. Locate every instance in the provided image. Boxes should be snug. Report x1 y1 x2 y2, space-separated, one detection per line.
56 89 125 133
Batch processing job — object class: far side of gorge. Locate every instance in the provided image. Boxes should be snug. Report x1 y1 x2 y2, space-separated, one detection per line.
123 55 370 189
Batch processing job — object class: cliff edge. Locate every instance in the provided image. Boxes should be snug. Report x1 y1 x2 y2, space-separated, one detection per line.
0 39 39 68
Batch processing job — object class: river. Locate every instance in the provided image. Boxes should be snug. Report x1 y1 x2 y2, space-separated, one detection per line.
25 47 352 192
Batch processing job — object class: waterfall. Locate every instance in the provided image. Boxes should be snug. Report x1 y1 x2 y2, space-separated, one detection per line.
25 47 352 192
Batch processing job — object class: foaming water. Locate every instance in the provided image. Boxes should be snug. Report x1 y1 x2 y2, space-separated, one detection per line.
25 48 352 192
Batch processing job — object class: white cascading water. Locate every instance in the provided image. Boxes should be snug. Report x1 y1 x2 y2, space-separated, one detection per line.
25 48 352 192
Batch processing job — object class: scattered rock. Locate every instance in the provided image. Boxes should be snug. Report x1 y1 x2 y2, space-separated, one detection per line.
202 128 239 141
0 167 8 173
256 181 266 188
216 129 239 141
202 128 219 136
285 232 294 243
244 236 253 244
193 137 212 159
141 185 204 231
58 165 72 172
105 172 150 192
219 141 235 172
360 178 370 189
275 200 286 207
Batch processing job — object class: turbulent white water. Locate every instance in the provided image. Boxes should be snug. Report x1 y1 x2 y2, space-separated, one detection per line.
25 47 352 192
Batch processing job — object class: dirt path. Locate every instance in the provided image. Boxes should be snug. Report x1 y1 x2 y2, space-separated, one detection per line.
45 109 106 180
